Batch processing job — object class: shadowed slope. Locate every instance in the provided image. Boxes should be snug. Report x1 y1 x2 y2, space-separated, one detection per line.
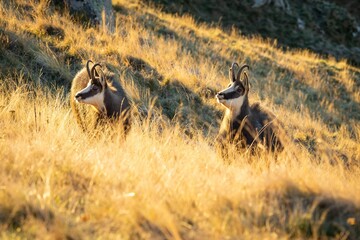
0 0 360 238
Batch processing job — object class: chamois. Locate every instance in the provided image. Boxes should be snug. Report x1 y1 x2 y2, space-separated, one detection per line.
70 60 131 132
216 62 283 152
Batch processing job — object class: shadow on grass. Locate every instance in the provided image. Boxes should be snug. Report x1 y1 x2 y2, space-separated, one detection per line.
114 5 360 131
275 62 360 128
2 2 359 140
119 55 221 137
0 195 82 239
140 0 360 67
0 27 80 90
215 183 360 238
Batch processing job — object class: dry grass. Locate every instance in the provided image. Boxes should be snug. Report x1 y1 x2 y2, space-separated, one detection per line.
0 0 360 239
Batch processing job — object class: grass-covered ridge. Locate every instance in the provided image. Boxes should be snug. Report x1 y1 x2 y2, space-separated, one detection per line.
0 0 360 239
142 0 360 66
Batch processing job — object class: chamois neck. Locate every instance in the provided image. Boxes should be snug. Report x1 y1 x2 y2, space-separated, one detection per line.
230 96 250 121
103 84 129 118
103 86 116 117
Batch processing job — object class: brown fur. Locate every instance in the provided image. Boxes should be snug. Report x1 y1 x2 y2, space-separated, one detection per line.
216 63 283 154
217 100 283 152
70 62 131 133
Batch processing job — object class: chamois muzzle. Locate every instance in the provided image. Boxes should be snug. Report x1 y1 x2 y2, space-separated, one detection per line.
216 92 225 101
74 86 95 102
75 93 82 101
216 88 243 102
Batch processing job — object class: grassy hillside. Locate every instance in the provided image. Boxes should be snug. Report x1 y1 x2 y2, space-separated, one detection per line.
1 0 360 239
142 0 360 66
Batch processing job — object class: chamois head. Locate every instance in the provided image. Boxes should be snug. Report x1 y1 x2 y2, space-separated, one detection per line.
74 60 107 112
216 63 250 110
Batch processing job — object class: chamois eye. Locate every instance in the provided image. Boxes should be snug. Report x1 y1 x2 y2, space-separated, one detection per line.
92 84 99 91
235 86 243 93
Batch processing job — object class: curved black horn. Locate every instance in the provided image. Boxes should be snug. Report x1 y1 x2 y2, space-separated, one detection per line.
236 64 250 81
242 71 249 91
90 63 102 80
86 60 94 78
230 62 240 82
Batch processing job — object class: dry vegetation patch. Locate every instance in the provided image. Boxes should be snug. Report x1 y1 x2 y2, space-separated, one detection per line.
0 0 360 239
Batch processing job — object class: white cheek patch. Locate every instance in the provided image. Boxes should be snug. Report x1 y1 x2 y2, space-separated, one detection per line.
218 83 244 108
75 82 106 113
82 91 105 113
230 94 245 111
221 95 245 117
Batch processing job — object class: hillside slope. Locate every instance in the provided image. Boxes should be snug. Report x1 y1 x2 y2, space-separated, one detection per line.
0 0 360 239
143 0 360 66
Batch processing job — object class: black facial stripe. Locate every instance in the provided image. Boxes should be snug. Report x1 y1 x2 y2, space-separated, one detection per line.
78 88 98 99
222 90 242 99
78 82 102 99
219 81 244 99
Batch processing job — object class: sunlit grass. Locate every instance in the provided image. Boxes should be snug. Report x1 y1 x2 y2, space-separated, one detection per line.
1 0 360 238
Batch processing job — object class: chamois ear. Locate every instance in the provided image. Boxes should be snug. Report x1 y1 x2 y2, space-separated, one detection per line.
236 64 249 81
98 68 106 87
86 59 94 78
228 68 233 82
229 62 239 82
91 63 106 86
236 64 250 91
242 72 249 92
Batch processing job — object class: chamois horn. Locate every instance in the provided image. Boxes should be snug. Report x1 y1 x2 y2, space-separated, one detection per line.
230 62 240 82
236 64 250 82
86 60 94 78
90 63 103 80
